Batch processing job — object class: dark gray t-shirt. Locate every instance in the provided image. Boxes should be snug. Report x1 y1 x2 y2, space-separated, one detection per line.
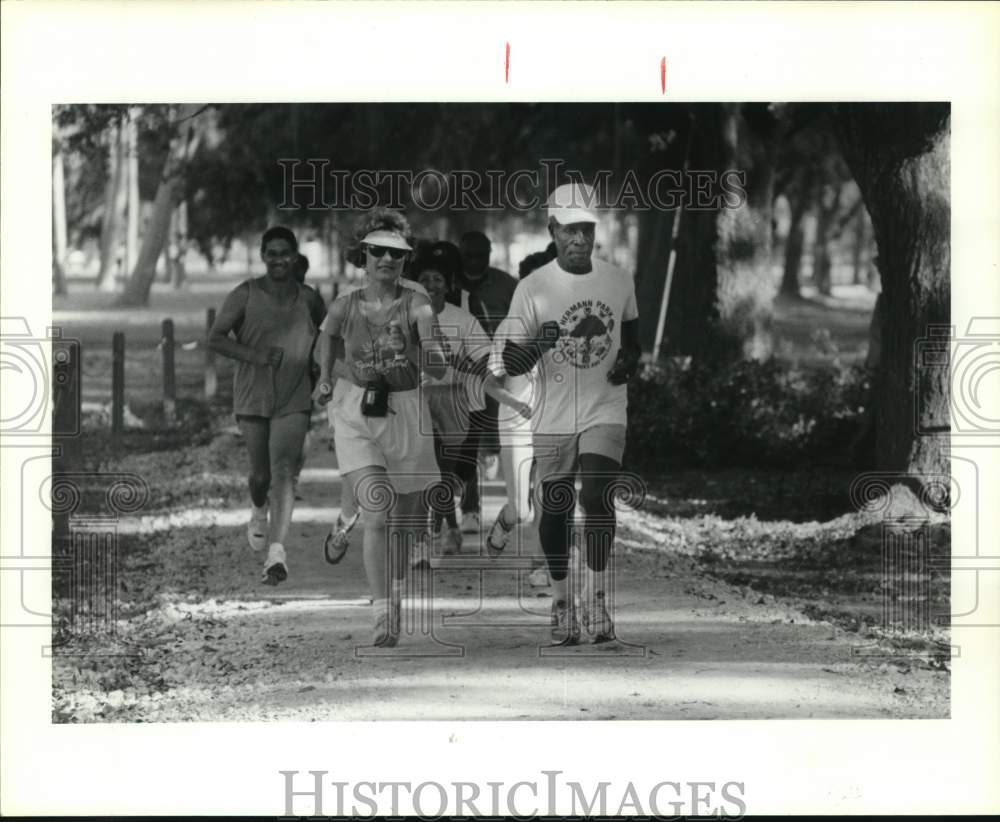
232 278 319 417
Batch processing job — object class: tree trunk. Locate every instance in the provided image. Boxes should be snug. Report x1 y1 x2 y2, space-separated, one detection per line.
52 151 68 296
124 110 140 278
655 105 728 359
118 105 203 307
169 200 188 289
852 206 869 285
96 123 127 292
714 103 779 359
634 204 675 352
833 103 950 504
638 104 779 361
780 198 806 298
812 181 839 296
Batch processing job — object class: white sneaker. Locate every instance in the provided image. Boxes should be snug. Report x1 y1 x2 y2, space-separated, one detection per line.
261 543 287 585
323 511 360 565
528 567 550 588
247 504 268 551
461 512 481 534
483 454 500 481
581 591 615 643
486 511 513 557
373 600 400 647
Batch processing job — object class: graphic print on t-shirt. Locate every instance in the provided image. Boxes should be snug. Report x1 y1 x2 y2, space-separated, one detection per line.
351 329 410 383
556 299 617 369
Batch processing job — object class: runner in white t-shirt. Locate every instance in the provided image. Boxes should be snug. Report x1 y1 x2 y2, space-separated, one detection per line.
412 255 531 563
490 183 642 645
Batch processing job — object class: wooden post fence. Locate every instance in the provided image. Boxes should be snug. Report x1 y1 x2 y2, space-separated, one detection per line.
161 318 176 424
111 331 125 449
204 307 217 399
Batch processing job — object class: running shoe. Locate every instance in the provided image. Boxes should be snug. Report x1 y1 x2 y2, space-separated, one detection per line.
247 504 268 551
261 543 288 585
581 591 615 643
485 511 513 557
528 567 550 588
372 600 401 647
410 532 432 569
549 599 581 645
483 453 500 481
323 511 360 565
461 512 481 534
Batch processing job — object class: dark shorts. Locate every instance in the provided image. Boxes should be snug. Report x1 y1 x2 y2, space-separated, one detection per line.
532 424 627 483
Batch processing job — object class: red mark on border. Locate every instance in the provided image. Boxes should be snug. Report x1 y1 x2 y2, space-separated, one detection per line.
505 42 511 83
660 57 667 94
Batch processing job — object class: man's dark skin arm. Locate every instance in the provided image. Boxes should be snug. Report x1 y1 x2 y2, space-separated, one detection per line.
607 318 641 385
501 320 561 376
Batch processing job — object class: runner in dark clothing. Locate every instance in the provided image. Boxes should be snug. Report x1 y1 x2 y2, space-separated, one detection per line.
452 231 518 535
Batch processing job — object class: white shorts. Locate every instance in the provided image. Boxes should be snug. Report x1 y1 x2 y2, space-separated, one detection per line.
331 383 440 495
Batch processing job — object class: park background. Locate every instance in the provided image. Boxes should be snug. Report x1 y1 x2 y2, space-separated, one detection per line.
52 101 923 472
44 101 953 723
4 1 998 815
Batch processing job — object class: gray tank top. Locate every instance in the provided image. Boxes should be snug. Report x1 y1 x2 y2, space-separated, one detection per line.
233 278 317 418
338 287 421 391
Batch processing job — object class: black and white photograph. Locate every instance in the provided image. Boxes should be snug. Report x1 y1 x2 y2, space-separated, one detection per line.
45 100 952 723
2 1 998 818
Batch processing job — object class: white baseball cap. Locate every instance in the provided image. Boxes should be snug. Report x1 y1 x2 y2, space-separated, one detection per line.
546 183 599 225
362 229 412 251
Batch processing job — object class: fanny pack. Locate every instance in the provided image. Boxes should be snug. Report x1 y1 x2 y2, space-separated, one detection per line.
360 380 391 417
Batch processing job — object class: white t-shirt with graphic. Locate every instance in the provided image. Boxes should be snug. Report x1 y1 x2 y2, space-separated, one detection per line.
491 257 638 434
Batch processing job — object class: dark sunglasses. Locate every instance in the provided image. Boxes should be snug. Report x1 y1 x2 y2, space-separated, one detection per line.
365 244 407 261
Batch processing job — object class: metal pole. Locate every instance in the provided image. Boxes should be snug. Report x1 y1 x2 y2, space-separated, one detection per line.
651 113 696 363
651 207 684 363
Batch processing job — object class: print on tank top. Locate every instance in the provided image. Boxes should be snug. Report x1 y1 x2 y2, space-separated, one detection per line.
340 289 420 392
352 324 411 382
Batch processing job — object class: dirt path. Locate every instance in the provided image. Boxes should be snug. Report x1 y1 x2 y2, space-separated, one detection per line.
53 424 948 722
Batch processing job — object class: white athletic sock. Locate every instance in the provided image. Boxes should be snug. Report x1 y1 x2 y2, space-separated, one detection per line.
252 501 269 518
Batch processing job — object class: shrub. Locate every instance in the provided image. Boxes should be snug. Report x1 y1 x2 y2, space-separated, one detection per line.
624 358 870 472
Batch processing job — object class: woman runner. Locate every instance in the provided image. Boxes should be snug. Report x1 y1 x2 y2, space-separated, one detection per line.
312 209 450 647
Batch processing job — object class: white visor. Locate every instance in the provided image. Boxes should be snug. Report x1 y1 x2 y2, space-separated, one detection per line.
362 229 412 251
